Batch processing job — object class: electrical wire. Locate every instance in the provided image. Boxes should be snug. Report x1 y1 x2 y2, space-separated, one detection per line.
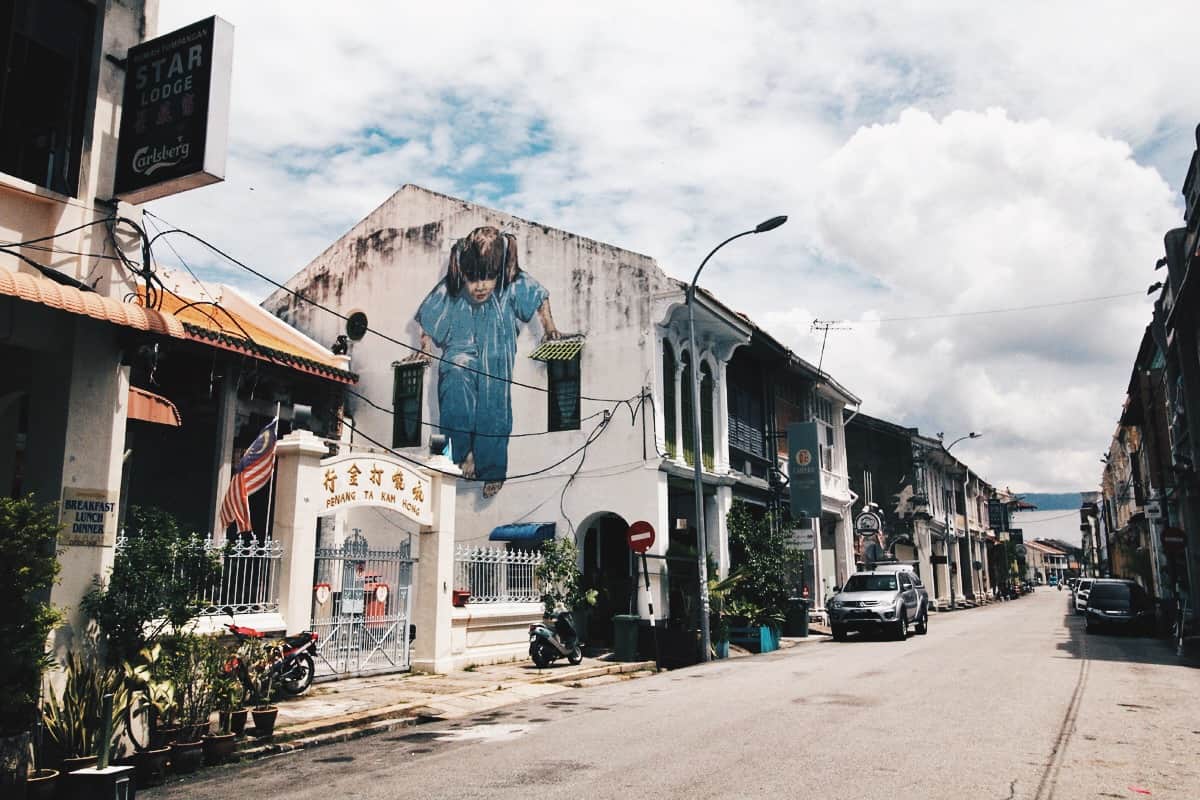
142 210 631 404
867 291 1145 323
0 216 117 248
1013 510 1083 523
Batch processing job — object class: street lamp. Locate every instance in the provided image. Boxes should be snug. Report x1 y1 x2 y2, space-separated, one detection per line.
687 215 787 662
942 432 980 609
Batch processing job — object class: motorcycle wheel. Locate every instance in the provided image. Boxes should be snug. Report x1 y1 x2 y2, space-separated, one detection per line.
567 644 582 665
280 653 315 695
531 640 554 668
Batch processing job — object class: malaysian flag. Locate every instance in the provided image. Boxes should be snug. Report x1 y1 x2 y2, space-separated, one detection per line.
219 418 278 535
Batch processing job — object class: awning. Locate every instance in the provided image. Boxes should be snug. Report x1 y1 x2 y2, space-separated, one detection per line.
529 336 584 362
488 522 556 544
128 386 181 427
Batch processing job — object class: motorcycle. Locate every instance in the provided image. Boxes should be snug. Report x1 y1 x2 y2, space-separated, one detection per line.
223 611 318 697
528 611 583 667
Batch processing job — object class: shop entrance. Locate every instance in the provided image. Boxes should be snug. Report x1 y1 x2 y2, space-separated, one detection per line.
581 512 633 647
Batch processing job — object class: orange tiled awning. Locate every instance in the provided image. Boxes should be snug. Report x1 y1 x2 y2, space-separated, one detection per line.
0 264 185 338
128 386 182 426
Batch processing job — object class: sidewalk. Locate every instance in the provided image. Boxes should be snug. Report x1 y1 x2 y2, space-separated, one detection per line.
237 633 830 759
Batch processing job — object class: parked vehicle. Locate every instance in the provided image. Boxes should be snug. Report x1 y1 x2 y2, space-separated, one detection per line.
223 618 319 697
827 568 927 641
1073 578 1094 614
1048 576 1059 588
1084 580 1154 634
529 611 583 667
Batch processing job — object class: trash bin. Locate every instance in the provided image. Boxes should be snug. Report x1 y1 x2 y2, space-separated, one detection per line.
784 598 809 637
612 614 640 661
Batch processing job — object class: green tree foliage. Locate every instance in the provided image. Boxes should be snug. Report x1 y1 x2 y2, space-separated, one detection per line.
535 537 596 616
81 507 221 664
0 495 61 735
725 501 805 626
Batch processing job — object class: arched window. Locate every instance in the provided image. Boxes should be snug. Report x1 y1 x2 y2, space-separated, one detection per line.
681 350 694 465
700 361 714 471
662 341 676 459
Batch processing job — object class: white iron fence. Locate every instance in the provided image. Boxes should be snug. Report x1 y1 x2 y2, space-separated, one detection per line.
114 534 284 616
454 545 543 604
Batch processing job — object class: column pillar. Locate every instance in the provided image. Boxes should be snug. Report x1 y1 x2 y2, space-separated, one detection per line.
272 430 328 634
412 454 459 673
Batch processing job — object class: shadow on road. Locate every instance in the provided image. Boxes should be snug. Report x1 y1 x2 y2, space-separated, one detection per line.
1055 600 1195 668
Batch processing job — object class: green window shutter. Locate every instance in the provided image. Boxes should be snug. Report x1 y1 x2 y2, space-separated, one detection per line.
681 352 694 466
701 363 714 471
548 356 581 431
663 343 676 458
392 363 424 447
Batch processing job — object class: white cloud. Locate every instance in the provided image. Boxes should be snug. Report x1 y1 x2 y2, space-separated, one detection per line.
149 1 1196 492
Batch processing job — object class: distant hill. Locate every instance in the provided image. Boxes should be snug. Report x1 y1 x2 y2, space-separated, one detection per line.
1018 492 1083 511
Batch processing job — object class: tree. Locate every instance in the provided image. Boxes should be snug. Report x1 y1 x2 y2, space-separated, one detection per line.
725 501 804 627
535 537 596 616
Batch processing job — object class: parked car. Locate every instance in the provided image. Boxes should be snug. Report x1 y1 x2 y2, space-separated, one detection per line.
1047 576 1059 587
1073 578 1094 613
1084 580 1154 634
827 567 927 641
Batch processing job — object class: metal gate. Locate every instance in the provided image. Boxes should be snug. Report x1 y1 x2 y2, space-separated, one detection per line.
311 530 414 678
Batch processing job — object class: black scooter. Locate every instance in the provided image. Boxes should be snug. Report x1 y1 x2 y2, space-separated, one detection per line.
528 611 583 667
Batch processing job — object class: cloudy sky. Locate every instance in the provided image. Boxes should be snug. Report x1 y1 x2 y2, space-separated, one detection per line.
151 1 1199 494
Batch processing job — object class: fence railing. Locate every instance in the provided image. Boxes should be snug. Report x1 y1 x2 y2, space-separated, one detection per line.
453 545 543 604
115 535 284 617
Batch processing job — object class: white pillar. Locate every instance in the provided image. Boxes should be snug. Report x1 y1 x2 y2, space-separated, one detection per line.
412 455 459 673
272 430 328 634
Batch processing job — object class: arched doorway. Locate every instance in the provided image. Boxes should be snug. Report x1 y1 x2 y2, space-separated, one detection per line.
580 512 633 647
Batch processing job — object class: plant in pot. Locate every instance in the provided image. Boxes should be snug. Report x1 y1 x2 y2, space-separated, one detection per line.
246 639 279 738
707 564 745 659
159 634 213 774
41 638 129 775
0 495 61 797
203 639 241 766
535 536 596 624
724 502 802 653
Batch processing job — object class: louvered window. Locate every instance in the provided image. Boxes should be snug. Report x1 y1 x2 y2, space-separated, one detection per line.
392 363 424 447
663 342 677 458
548 356 581 431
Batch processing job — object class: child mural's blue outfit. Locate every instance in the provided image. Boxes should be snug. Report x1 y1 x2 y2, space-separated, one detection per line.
416 272 548 482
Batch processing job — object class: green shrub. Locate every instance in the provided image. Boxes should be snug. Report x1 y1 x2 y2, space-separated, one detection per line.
0 495 61 735
725 501 805 627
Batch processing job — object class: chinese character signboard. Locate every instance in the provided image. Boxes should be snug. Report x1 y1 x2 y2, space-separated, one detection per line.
59 487 119 546
788 422 822 520
318 454 432 527
114 16 234 203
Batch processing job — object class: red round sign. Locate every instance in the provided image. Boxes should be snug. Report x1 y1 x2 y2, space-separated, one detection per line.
626 520 656 554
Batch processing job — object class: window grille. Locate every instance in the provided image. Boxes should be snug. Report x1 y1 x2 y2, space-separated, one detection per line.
392 362 424 447
547 355 581 431
454 545 543 604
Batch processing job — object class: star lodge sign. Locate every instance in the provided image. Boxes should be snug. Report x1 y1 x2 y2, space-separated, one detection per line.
318 452 433 526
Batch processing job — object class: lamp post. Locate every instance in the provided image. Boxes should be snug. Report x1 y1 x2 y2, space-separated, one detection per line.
687 215 787 662
941 432 980 609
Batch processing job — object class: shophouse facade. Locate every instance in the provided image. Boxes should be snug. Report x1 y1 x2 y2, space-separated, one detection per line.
264 185 860 653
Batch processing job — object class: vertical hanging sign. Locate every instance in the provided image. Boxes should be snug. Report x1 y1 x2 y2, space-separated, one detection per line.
788 422 822 520
114 16 235 203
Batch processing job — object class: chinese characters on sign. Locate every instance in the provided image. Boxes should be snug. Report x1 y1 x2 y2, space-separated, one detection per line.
317 455 432 525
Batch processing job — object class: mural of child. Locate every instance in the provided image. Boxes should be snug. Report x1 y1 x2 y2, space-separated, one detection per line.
415 226 560 497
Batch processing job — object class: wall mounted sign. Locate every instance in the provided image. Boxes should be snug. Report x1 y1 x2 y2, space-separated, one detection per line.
314 583 331 606
787 528 816 551
788 422 822 520
854 510 882 534
59 487 119 546
114 16 234 203
317 453 432 526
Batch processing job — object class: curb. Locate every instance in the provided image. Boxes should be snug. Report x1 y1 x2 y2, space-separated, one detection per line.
233 659 658 760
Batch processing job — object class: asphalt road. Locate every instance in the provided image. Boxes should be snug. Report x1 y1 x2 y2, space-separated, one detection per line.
148 589 1200 799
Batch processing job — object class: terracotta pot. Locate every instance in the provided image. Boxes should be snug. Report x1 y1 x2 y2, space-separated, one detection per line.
220 708 249 736
58 755 97 773
178 722 207 743
154 725 180 748
136 746 170 788
27 768 58 800
170 740 204 774
202 733 237 766
250 706 278 738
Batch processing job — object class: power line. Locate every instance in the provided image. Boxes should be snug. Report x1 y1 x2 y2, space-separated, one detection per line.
868 292 1144 323
142 210 630 404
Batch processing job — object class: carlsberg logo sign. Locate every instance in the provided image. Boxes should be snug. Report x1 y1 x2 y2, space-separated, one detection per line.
132 140 191 176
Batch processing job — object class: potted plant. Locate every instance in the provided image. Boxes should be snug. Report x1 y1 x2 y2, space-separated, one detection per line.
246 640 279 738
707 565 744 659
159 634 212 774
724 502 802 654
41 640 129 774
0 496 61 798
535 537 596 626
203 639 240 765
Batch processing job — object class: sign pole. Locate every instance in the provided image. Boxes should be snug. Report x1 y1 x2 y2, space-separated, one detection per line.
641 553 660 671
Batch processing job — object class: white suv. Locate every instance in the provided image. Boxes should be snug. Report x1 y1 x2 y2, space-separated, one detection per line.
1073 578 1094 613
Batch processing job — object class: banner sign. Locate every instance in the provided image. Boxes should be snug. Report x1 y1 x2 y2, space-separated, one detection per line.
114 16 234 203
59 487 119 546
788 422 822 520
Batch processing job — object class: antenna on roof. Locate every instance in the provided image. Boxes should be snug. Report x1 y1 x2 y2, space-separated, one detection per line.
811 319 851 378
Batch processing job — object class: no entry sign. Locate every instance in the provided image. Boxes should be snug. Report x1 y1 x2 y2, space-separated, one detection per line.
626 520 656 553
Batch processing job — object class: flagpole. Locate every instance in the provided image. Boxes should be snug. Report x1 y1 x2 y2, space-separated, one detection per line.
263 403 281 542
